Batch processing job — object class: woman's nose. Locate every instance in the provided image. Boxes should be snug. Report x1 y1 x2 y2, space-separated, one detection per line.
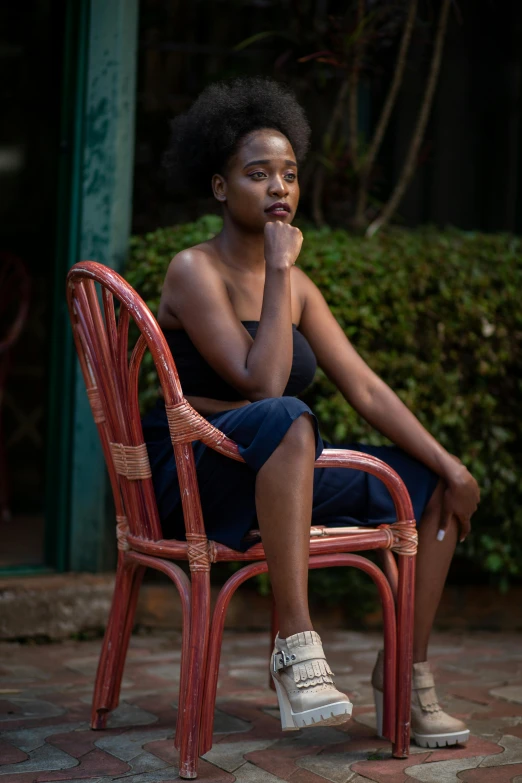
269 175 288 197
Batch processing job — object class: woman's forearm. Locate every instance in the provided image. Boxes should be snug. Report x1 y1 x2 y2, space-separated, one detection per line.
352 376 457 480
245 266 294 400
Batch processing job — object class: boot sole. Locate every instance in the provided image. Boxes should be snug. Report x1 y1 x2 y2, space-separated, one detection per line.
273 675 352 730
374 687 469 747
413 730 470 748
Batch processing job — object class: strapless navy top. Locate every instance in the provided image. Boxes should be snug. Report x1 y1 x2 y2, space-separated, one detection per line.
163 321 317 400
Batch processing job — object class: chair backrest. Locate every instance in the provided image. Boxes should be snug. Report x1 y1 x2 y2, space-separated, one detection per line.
66 261 241 548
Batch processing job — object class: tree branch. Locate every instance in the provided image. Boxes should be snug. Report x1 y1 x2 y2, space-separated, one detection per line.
366 0 451 237
353 0 418 228
348 0 366 171
312 78 350 227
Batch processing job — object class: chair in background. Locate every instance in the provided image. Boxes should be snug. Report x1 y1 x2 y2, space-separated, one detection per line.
0 252 30 522
67 260 418 780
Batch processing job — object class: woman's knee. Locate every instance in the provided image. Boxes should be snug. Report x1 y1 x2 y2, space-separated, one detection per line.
280 413 316 453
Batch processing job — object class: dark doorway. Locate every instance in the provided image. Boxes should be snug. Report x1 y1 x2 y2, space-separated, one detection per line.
0 2 65 569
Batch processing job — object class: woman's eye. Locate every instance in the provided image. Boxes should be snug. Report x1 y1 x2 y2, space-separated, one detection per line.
285 172 297 181
250 171 266 179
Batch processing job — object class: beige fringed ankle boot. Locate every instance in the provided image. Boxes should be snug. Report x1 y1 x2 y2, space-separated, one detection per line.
371 650 470 748
271 631 352 730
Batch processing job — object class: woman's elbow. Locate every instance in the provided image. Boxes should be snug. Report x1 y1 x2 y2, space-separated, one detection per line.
244 381 286 402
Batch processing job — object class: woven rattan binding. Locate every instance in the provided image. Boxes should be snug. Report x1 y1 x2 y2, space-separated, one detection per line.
387 520 418 556
165 400 227 446
110 442 152 480
186 533 217 572
87 387 105 424
116 515 130 551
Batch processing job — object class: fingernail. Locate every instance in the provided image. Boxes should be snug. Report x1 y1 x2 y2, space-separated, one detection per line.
437 529 446 542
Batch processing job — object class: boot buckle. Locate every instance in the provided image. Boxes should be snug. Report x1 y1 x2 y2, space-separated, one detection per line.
273 650 297 672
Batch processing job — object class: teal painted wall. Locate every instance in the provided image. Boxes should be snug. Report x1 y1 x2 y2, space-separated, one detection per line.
48 0 138 572
70 0 139 571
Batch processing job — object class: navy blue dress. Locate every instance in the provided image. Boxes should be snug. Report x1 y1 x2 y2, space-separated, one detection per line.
142 322 438 551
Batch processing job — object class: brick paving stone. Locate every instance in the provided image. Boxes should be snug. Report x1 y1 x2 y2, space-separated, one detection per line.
351 752 431 782
0 666 50 683
103 703 158 729
470 702 522 720
404 757 486 781
0 739 28 764
35 749 131 781
490 686 522 705
245 742 324 780
502 726 522 741
0 699 65 723
202 739 277 772
480 735 522 766
123 749 172 775
459 763 522 781
142 740 234 781
0 722 88 752
210 707 252 735
445 686 497 706
93 728 172 761
287 769 345 783
111 772 180 782
233 760 288 782
0 742 79 776
426 736 503 763
297 752 379 782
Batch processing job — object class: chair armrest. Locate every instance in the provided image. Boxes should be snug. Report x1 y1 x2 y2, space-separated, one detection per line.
316 449 414 523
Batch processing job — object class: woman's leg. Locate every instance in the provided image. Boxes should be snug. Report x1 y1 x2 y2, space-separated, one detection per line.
414 478 459 662
255 413 316 638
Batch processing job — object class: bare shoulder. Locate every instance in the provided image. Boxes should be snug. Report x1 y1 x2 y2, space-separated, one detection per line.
165 242 220 285
159 242 227 327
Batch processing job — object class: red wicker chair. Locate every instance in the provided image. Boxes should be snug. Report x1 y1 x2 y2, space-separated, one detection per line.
66 261 417 780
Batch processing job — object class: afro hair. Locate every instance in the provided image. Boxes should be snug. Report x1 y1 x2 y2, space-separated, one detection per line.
163 77 310 196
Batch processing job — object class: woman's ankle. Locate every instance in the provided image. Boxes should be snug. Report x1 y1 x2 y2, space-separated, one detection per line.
278 621 314 639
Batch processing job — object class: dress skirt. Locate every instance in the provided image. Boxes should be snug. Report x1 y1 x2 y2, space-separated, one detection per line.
142 397 438 552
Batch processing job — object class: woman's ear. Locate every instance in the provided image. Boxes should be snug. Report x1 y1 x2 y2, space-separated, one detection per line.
212 173 227 202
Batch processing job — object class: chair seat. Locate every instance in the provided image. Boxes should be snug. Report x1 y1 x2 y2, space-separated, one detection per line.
126 523 398 563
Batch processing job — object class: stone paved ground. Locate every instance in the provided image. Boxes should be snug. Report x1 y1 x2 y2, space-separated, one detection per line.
0 630 521 782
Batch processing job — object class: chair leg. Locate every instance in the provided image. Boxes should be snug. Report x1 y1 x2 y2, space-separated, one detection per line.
380 549 398 601
393 553 415 758
200 561 269 755
91 556 145 729
124 551 192 753
178 570 211 780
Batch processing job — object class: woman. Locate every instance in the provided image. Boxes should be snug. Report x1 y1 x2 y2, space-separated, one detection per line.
143 77 479 746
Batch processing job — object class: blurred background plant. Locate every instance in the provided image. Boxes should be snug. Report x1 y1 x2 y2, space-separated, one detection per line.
127 215 522 598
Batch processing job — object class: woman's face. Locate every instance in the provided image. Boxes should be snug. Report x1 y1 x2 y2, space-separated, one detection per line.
212 129 300 231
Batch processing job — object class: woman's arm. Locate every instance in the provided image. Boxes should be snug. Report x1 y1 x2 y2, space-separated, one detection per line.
297 271 479 538
158 222 302 402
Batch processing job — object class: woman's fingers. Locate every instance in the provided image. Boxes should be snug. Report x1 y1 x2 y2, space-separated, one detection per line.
437 506 453 541
458 514 472 543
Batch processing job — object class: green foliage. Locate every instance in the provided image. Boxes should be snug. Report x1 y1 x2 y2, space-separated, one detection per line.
127 216 522 586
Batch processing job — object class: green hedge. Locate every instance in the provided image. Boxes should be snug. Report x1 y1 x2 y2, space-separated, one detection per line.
127 215 522 587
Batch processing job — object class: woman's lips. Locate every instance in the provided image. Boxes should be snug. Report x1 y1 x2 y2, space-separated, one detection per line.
265 202 291 215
